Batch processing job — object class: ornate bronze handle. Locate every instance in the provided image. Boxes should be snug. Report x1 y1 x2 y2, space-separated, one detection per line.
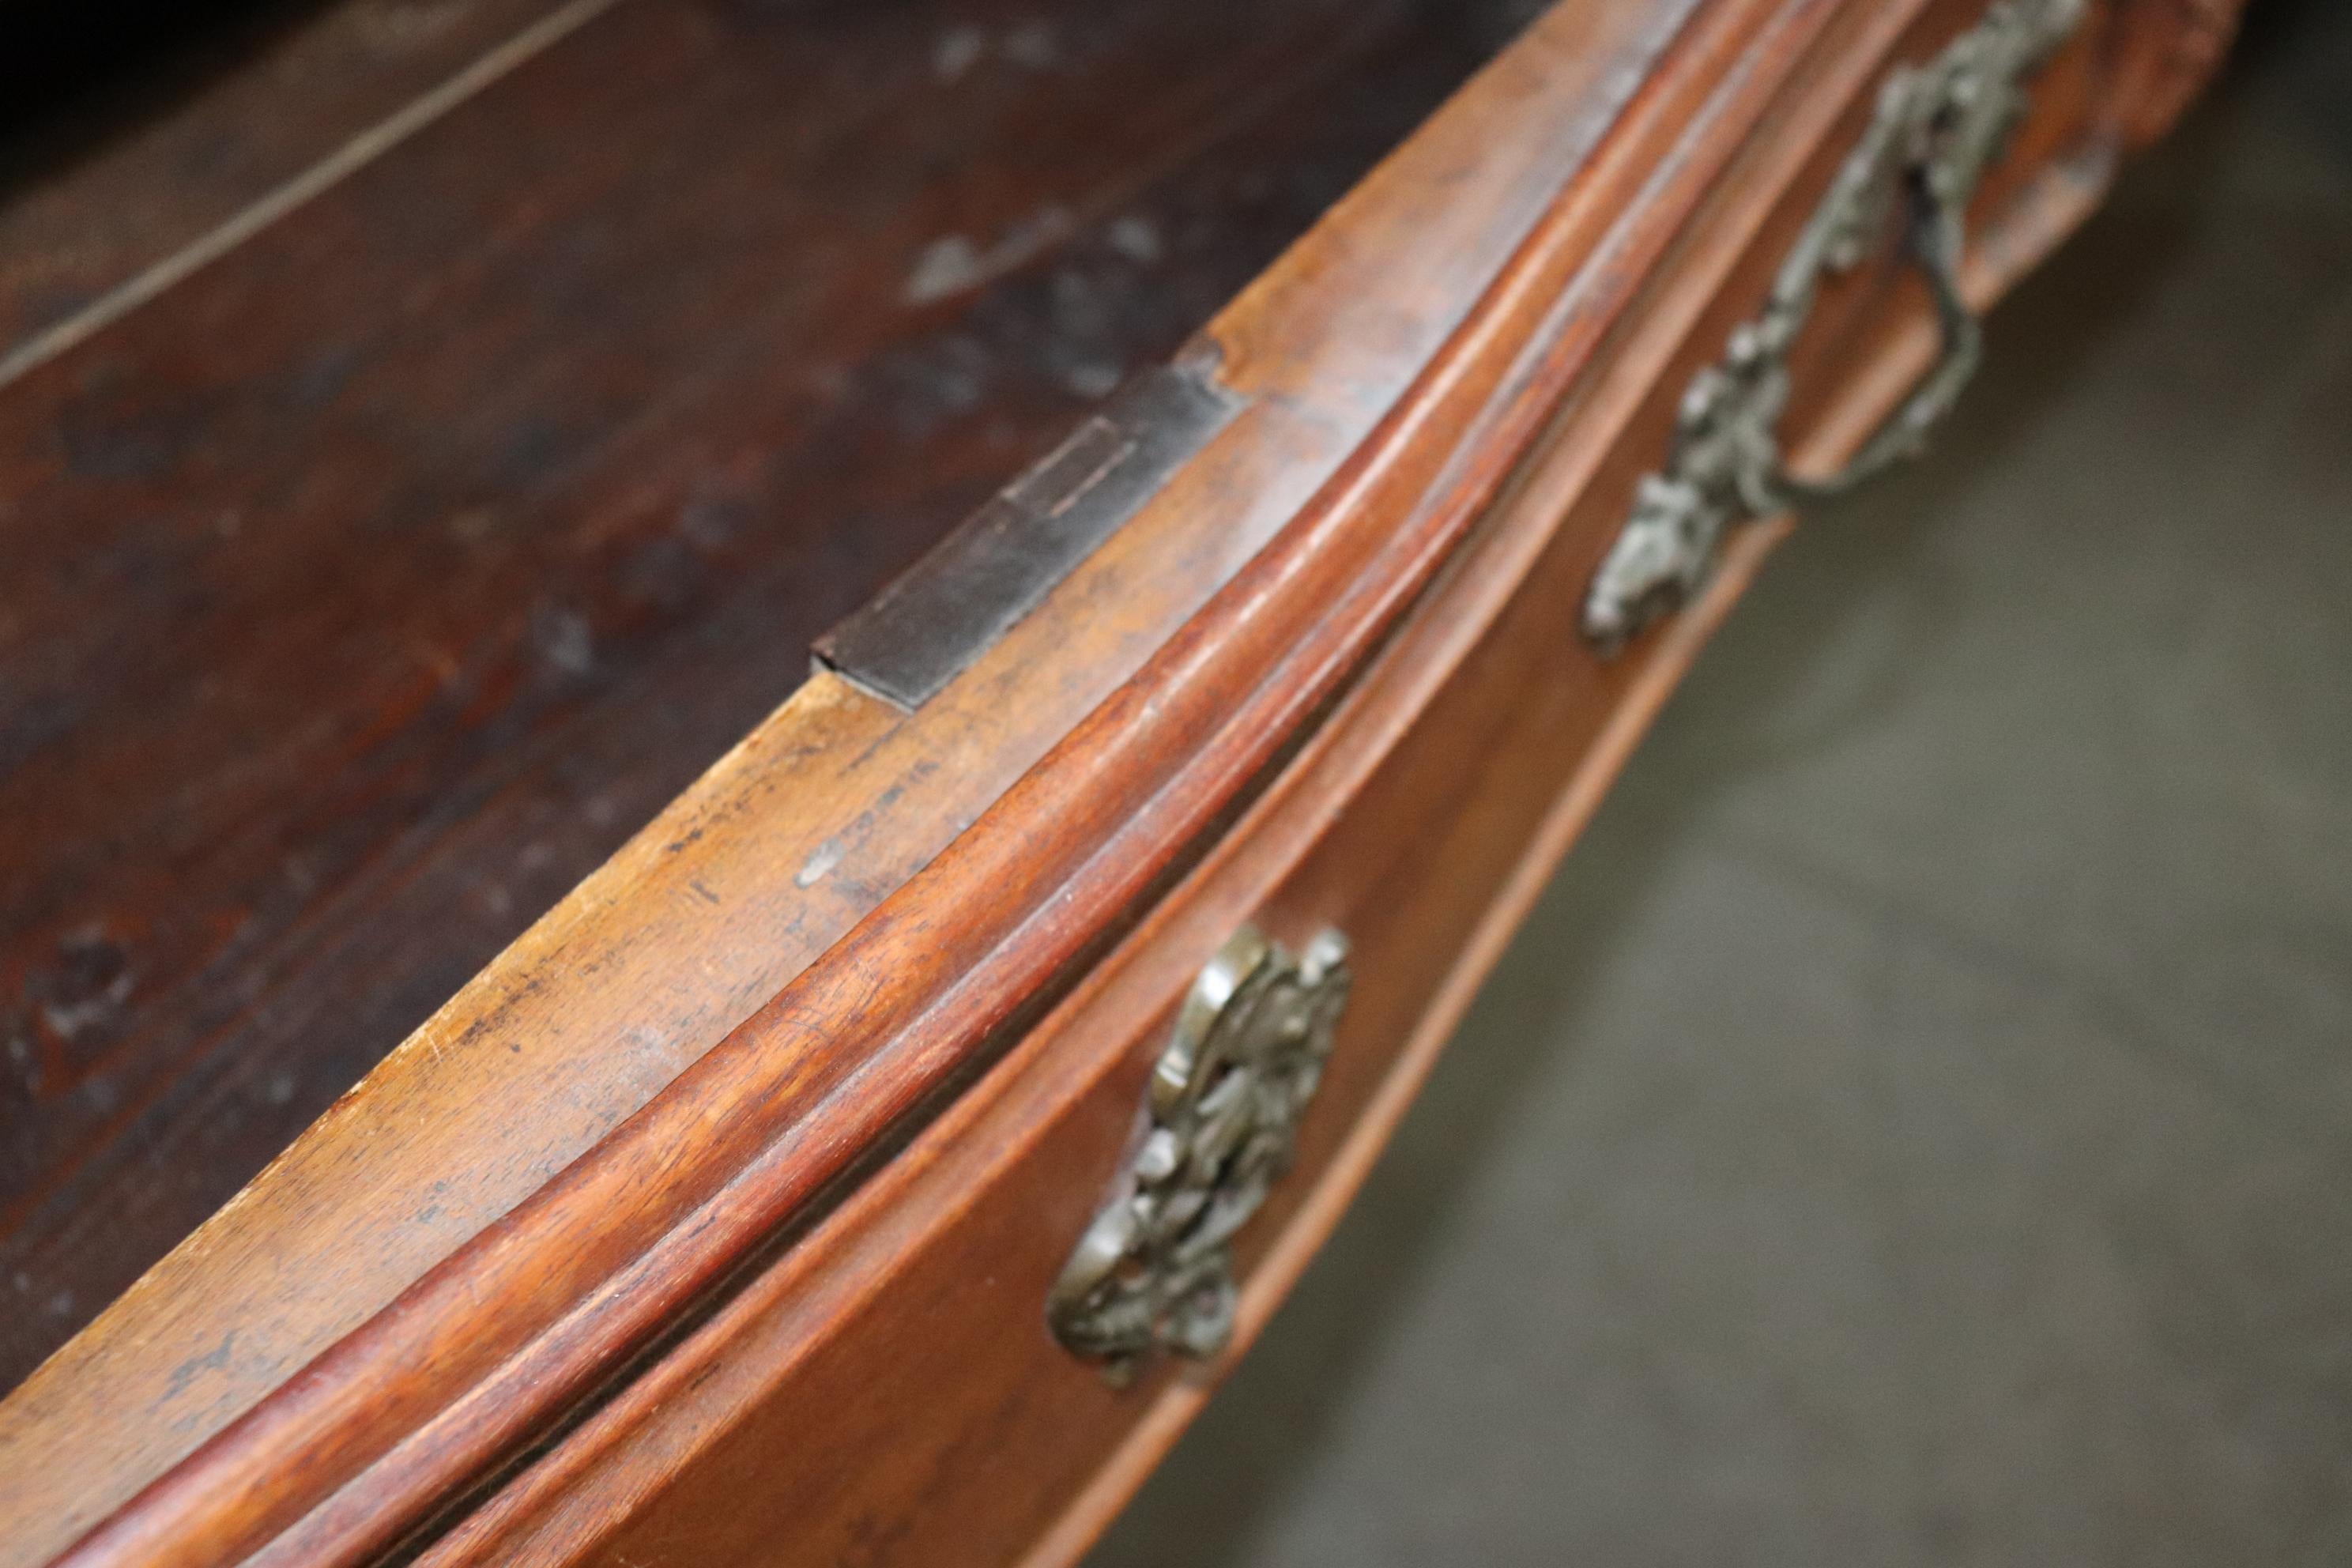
1048 925 1350 1381
1581 0 2086 652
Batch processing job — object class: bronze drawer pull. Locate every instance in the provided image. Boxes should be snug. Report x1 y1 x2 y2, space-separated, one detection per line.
1050 925 1351 1381
1581 0 2086 652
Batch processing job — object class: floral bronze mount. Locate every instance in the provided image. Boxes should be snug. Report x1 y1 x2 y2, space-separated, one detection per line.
1048 925 1352 1381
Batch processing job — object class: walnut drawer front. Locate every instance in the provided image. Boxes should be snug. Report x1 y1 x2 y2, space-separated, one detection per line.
0 0 2240 1562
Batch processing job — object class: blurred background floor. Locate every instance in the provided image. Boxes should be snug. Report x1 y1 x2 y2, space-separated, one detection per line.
1089 2 2352 1563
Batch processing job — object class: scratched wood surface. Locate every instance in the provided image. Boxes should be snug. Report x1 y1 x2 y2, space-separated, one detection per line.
409 1 2246 1560
0 0 1538 1393
0 0 2240 1560
0 0 1697 1557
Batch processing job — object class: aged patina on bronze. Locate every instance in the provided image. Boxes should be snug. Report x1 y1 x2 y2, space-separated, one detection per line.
1049 925 1351 1380
1582 0 2088 650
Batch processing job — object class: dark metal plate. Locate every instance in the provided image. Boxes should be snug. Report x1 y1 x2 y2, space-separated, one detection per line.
812 362 1244 710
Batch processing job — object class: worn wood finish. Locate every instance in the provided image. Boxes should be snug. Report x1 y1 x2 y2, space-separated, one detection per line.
13 0 1710 1548
2 4 1687 1559
410 2 2235 1562
0 0 589 374
0 0 1542 1399
0 0 2237 1562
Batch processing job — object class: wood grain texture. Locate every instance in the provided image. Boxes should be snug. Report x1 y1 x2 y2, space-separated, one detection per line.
0 0 2240 1560
0 0 584 369
413 2 2204 1552
6 1 1704 1559
0 0 1540 1402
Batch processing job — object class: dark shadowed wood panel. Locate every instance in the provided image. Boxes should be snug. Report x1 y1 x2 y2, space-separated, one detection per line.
0 0 1547 1392
0 0 582 368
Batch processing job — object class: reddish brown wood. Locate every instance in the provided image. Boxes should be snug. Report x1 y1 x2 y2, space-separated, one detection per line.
0 0 2240 1562
0 0 1535 1399
411 3 2203 1552
2 3 1658 1558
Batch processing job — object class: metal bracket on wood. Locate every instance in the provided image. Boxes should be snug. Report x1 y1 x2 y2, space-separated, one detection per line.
1581 0 2086 653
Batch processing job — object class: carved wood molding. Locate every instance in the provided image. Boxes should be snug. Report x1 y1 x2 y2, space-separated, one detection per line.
9 0 2245 1562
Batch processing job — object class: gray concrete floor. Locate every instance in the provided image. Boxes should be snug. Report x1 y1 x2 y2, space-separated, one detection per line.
1090 6 2352 1564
